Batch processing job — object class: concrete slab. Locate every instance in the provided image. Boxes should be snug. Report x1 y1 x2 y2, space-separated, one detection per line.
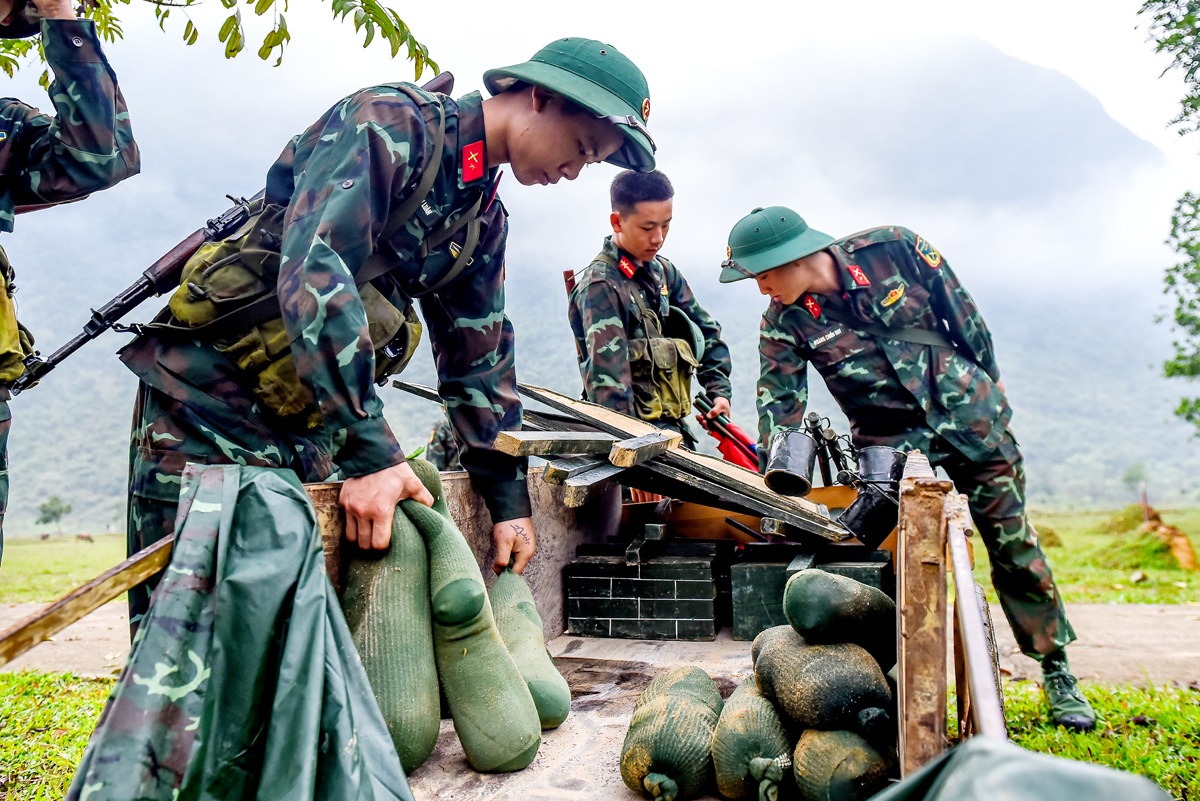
0 601 128 678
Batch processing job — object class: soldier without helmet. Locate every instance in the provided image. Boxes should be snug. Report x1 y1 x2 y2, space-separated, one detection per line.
724 207 1095 731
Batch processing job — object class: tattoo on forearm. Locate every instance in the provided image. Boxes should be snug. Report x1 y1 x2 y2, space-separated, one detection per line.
512 524 531 546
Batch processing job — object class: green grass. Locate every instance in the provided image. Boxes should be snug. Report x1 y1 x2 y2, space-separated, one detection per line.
0 671 113 800
0 534 126 604
1001 680 1200 799
970 508 1200 604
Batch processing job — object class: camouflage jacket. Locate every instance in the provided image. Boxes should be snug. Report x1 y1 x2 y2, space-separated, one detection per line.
121 88 530 522
756 226 1010 462
0 19 140 233
568 235 732 417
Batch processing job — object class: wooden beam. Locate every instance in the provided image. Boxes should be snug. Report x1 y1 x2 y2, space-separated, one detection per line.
0 537 173 668
896 451 953 776
493 430 617 457
564 463 626 507
609 431 680 468
516 384 846 542
543 455 609 485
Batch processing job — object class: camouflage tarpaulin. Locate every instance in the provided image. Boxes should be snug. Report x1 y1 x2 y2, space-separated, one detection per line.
67 463 412 801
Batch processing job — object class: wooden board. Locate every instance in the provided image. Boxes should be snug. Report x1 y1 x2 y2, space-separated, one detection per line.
564 463 626 507
609 431 679 468
517 384 846 542
544 455 609 484
895 452 953 776
494 430 617 457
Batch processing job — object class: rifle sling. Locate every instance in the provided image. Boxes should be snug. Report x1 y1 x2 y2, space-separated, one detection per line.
819 306 955 349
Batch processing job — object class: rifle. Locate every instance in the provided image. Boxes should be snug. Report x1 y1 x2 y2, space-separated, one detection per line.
9 193 259 395
9 71 458 396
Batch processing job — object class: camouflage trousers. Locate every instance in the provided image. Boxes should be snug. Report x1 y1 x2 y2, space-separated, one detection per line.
884 427 1074 658
126 382 316 635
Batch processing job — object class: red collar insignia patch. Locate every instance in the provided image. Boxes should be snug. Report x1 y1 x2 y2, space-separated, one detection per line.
802 293 822 319
462 140 484 183
914 235 942 269
618 256 637 278
848 264 871 286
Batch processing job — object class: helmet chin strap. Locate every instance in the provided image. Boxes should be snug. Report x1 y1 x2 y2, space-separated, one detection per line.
599 114 656 153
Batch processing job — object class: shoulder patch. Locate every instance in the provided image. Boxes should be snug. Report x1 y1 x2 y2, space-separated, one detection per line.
462 140 484 183
618 256 637 279
847 264 870 286
802 293 822 319
915 235 942 269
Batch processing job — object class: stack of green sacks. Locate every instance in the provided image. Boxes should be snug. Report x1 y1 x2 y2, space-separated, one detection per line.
622 569 900 801
339 458 572 774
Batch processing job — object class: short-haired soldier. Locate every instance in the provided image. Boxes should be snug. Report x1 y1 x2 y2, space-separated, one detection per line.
568 170 732 446
0 0 139 559
723 207 1095 731
119 38 656 631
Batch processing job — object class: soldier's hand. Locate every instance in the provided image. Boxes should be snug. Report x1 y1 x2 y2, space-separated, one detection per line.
493 517 536 574
341 461 434 550
30 0 76 20
695 395 732 430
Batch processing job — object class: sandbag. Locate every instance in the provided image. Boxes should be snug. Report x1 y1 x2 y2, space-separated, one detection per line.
490 564 572 729
622 666 724 801
784 569 896 672
341 489 440 773
793 729 889 801
753 626 891 730
711 679 792 801
406 459 542 773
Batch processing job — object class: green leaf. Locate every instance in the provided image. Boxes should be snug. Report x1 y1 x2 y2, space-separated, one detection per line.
218 12 237 42
253 0 273 17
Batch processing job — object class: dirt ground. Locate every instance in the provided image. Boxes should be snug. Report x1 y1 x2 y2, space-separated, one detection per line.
4 601 1198 685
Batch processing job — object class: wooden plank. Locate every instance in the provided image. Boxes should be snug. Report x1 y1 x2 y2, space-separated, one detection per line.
0 537 173 668
544 455 609 485
517 384 845 541
609 431 679 468
390 380 598 433
564 463 626 507
493 430 617 457
896 450 953 776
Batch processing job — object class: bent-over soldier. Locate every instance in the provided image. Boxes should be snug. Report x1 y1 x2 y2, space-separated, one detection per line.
568 170 731 447
119 38 656 632
722 206 1095 731
0 0 139 559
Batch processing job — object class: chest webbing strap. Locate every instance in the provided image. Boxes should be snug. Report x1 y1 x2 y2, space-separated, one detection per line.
820 305 955 349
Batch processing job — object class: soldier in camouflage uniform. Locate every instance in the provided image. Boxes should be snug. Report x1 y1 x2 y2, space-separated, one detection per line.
569 170 732 447
0 0 139 560
723 206 1095 731
119 37 656 631
425 414 462 471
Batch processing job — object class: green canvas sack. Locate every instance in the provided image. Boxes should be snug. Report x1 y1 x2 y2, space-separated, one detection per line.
158 83 476 429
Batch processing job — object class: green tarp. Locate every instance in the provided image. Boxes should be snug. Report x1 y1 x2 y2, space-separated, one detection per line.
67 464 413 801
874 735 1168 801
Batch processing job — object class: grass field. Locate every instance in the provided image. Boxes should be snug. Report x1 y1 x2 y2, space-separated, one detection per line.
0 534 126 604
2 670 1196 799
970 507 1200 605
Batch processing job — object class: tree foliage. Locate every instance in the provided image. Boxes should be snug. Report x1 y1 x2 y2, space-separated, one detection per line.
36 495 72 533
1140 1 1200 136
1162 192 1200 430
0 0 437 87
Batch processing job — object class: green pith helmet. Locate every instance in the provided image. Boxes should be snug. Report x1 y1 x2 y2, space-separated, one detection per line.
483 37 655 172
0 0 41 40
720 206 835 283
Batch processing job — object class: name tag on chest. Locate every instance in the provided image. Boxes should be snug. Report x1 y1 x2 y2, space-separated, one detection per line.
808 326 845 349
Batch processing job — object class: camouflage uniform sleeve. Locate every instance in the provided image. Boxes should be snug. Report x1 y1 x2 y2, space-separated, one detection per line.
0 19 140 232
276 87 428 480
663 260 732 401
905 231 1001 382
757 304 809 446
420 205 531 523
569 275 636 414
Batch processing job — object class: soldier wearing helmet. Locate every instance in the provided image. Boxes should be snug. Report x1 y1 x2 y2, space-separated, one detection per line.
724 206 1095 732
119 38 656 632
0 0 139 561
